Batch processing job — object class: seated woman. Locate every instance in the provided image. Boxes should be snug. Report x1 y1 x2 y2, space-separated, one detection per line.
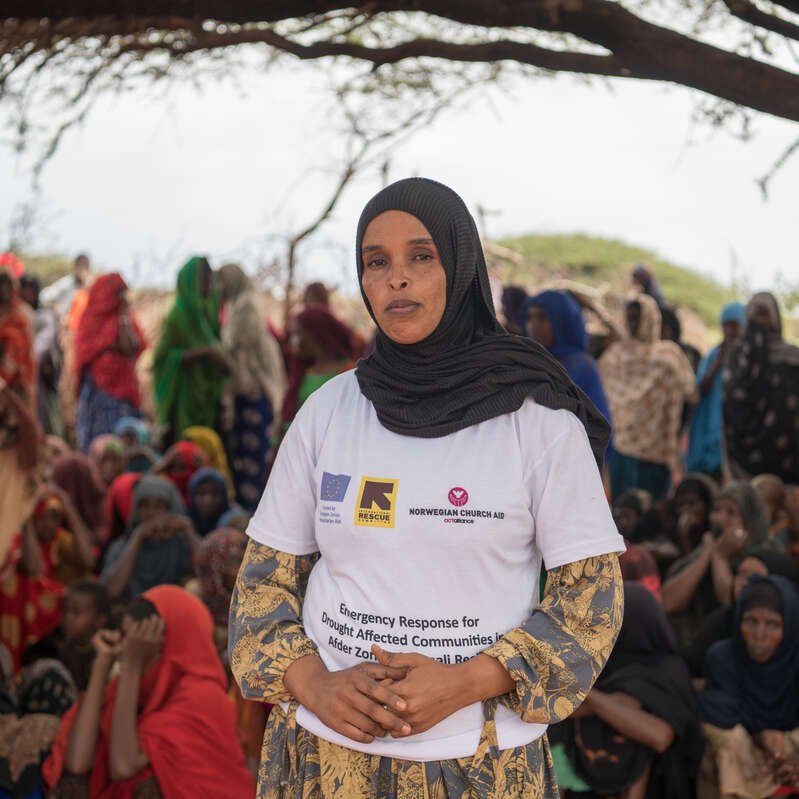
149 441 207 506
88 435 127 490
551 582 702 799
114 418 157 475
698 575 799 798
187 468 232 538
682 547 798 685
42 585 254 799
51 453 108 547
101 477 199 601
1 656 77 799
662 480 770 648
1 487 95 672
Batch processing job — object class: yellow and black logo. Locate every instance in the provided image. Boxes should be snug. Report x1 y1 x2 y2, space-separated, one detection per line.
354 477 399 528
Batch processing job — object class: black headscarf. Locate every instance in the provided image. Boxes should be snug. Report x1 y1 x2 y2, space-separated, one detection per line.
698 574 799 733
354 178 610 465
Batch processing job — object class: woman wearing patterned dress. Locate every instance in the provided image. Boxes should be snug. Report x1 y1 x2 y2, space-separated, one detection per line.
229 178 624 798
217 263 286 512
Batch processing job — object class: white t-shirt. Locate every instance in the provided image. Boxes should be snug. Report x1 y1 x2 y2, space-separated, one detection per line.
247 370 623 761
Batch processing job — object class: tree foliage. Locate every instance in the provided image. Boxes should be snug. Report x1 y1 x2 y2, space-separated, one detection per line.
3 0 799 172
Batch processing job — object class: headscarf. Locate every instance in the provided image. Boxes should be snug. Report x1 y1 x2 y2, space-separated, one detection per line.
519 290 613 428
52 452 107 539
0 263 35 399
162 440 207 505
187 467 231 538
74 273 145 406
88 433 124 465
619 544 662 600
745 546 798 583
501 285 528 328
104 472 142 548
114 416 150 446
698 575 799 732
217 263 287 419
14 658 77 716
152 257 226 437
103 476 192 598
43 585 255 798
685 302 746 474
632 263 665 308
182 427 234 496
716 480 769 546
196 527 247 626
598 294 696 469
281 305 356 425
674 473 718 515
353 178 611 464
0 253 25 279
723 291 799 481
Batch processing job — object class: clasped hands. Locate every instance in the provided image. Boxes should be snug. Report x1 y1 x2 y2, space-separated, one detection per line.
285 644 476 745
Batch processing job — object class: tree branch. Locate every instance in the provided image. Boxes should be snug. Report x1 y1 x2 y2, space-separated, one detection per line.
721 0 799 42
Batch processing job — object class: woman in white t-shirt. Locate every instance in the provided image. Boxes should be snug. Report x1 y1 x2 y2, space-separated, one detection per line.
229 177 624 798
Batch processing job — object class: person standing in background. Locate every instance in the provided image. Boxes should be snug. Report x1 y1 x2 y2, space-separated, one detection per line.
74 274 145 452
686 302 746 479
217 263 287 512
19 274 64 438
153 257 230 444
599 295 697 501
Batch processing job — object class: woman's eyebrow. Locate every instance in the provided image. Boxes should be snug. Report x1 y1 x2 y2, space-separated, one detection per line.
361 237 434 254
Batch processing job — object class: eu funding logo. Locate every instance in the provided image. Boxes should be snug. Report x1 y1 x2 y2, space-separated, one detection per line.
320 472 351 502
448 487 469 507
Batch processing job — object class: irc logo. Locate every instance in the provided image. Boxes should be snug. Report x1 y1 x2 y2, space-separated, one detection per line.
354 477 399 528
448 487 469 507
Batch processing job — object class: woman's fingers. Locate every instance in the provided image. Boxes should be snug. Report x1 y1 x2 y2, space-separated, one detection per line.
371 644 419 670
360 676 407 712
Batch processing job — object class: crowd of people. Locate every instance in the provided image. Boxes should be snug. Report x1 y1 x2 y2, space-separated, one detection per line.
0 201 798 799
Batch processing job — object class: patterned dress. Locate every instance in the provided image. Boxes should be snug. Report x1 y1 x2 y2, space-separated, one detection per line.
230 543 622 799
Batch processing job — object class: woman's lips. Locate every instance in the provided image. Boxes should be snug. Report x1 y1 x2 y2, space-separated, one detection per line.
385 300 420 315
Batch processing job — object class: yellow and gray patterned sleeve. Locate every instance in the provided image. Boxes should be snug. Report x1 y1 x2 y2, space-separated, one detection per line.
483 553 623 724
229 539 320 704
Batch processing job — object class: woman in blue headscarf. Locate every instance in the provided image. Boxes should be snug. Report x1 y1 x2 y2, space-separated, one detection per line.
686 302 746 477
520 290 613 436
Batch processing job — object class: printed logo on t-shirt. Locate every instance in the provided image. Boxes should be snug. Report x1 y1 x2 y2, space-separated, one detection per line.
354 477 399 528
320 472 351 502
448 487 469 507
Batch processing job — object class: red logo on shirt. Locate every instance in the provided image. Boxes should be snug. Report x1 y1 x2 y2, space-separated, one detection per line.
448 487 469 507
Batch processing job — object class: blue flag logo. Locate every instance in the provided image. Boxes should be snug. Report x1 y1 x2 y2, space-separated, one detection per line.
320 472 351 502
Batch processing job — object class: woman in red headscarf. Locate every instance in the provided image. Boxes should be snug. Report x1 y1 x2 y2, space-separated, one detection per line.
75 274 145 454
43 585 255 799
0 262 39 572
280 305 357 429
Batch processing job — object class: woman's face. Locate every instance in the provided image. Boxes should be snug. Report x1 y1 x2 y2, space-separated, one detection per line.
526 306 554 347
613 506 641 537
676 489 709 530
748 299 775 331
711 496 744 534
361 210 447 345
137 495 171 524
194 480 224 520
733 557 768 600
99 450 125 486
740 606 783 663
35 507 62 542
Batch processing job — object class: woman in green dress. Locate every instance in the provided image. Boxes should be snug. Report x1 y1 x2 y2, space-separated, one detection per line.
153 257 230 444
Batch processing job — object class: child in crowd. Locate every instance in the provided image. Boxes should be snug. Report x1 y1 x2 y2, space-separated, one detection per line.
58 580 111 691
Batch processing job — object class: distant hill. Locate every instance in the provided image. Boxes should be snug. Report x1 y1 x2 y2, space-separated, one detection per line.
495 233 736 330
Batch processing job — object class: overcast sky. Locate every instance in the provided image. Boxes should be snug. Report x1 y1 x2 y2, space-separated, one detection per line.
1 56 797 295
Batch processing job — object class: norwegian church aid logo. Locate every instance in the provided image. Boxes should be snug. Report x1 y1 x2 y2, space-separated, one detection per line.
448 487 469 507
